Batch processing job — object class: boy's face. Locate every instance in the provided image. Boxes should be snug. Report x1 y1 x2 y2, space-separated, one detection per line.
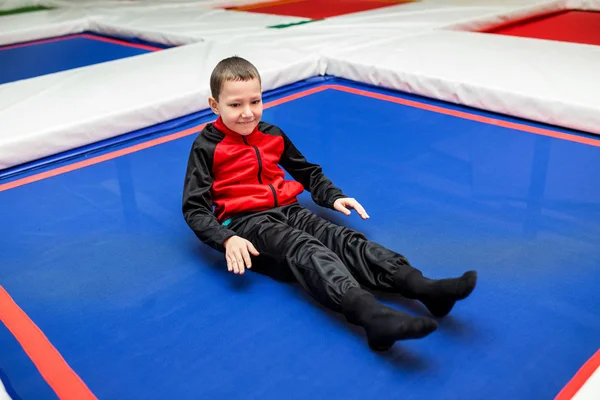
209 78 263 136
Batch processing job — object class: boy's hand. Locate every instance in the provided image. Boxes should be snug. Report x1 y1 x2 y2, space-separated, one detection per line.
333 198 370 220
223 235 260 274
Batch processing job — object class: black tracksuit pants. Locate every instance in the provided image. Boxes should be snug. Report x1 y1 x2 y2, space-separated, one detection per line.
227 203 411 311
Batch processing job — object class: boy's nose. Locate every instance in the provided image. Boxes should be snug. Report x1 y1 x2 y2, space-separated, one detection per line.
242 106 252 117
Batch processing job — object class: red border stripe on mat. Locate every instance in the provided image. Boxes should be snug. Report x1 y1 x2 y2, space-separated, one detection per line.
555 349 600 400
0 286 97 400
0 33 162 52
78 33 163 51
264 85 328 108
326 84 600 148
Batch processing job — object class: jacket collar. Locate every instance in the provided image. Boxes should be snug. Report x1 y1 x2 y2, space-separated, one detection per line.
214 116 260 144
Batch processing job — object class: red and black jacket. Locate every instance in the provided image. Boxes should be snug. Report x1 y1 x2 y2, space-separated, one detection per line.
182 117 346 252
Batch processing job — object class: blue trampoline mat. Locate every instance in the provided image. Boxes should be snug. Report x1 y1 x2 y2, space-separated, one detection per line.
1 79 599 399
0 33 162 85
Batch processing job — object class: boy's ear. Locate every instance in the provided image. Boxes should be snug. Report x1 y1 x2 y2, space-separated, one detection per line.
208 97 219 115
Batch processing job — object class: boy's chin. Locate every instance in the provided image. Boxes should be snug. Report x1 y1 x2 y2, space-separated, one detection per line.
235 124 256 135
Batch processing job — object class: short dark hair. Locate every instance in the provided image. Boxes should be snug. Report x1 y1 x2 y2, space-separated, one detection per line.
210 56 261 101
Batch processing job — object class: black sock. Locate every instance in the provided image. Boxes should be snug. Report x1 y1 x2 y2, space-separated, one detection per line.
394 268 477 318
341 287 438 351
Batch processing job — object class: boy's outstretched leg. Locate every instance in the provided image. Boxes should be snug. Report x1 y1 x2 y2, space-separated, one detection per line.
287 205 477 317
341 287 437 351
228 208 438 351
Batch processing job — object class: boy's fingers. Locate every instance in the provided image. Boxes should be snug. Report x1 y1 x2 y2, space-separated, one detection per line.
232 256 239 274
231 250 242 274
247 242 260 256
226 256 233 272
344 199 369 219
235 252 245 274
354 202 369 219
242 249 252 269
336 203 351 215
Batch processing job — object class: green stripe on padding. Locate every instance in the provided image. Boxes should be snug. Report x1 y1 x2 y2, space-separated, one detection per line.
267 19 322 29
0 6 54 17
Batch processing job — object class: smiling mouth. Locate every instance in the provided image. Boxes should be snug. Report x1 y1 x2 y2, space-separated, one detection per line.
238 121 255 125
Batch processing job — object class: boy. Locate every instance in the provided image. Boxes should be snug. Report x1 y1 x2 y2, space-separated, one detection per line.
182 56 477 351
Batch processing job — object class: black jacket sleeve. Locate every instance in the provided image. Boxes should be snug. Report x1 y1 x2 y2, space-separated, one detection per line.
182 134 236 253
273 126 346 209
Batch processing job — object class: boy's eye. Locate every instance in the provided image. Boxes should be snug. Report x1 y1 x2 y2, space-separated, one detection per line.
230 103 240 107
252 100 261 104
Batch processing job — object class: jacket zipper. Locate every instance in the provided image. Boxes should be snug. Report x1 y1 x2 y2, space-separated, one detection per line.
244 137 263 184
268 184 278 207
243 136 278 207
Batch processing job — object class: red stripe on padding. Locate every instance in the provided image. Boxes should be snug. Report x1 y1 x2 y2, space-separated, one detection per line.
0 286 97 399
0 33 162 52
555 349 600 400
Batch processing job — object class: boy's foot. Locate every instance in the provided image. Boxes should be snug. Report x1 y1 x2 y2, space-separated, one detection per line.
419 271 477 317
394 269 478 318
341 287 438 351
365 313 438 351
